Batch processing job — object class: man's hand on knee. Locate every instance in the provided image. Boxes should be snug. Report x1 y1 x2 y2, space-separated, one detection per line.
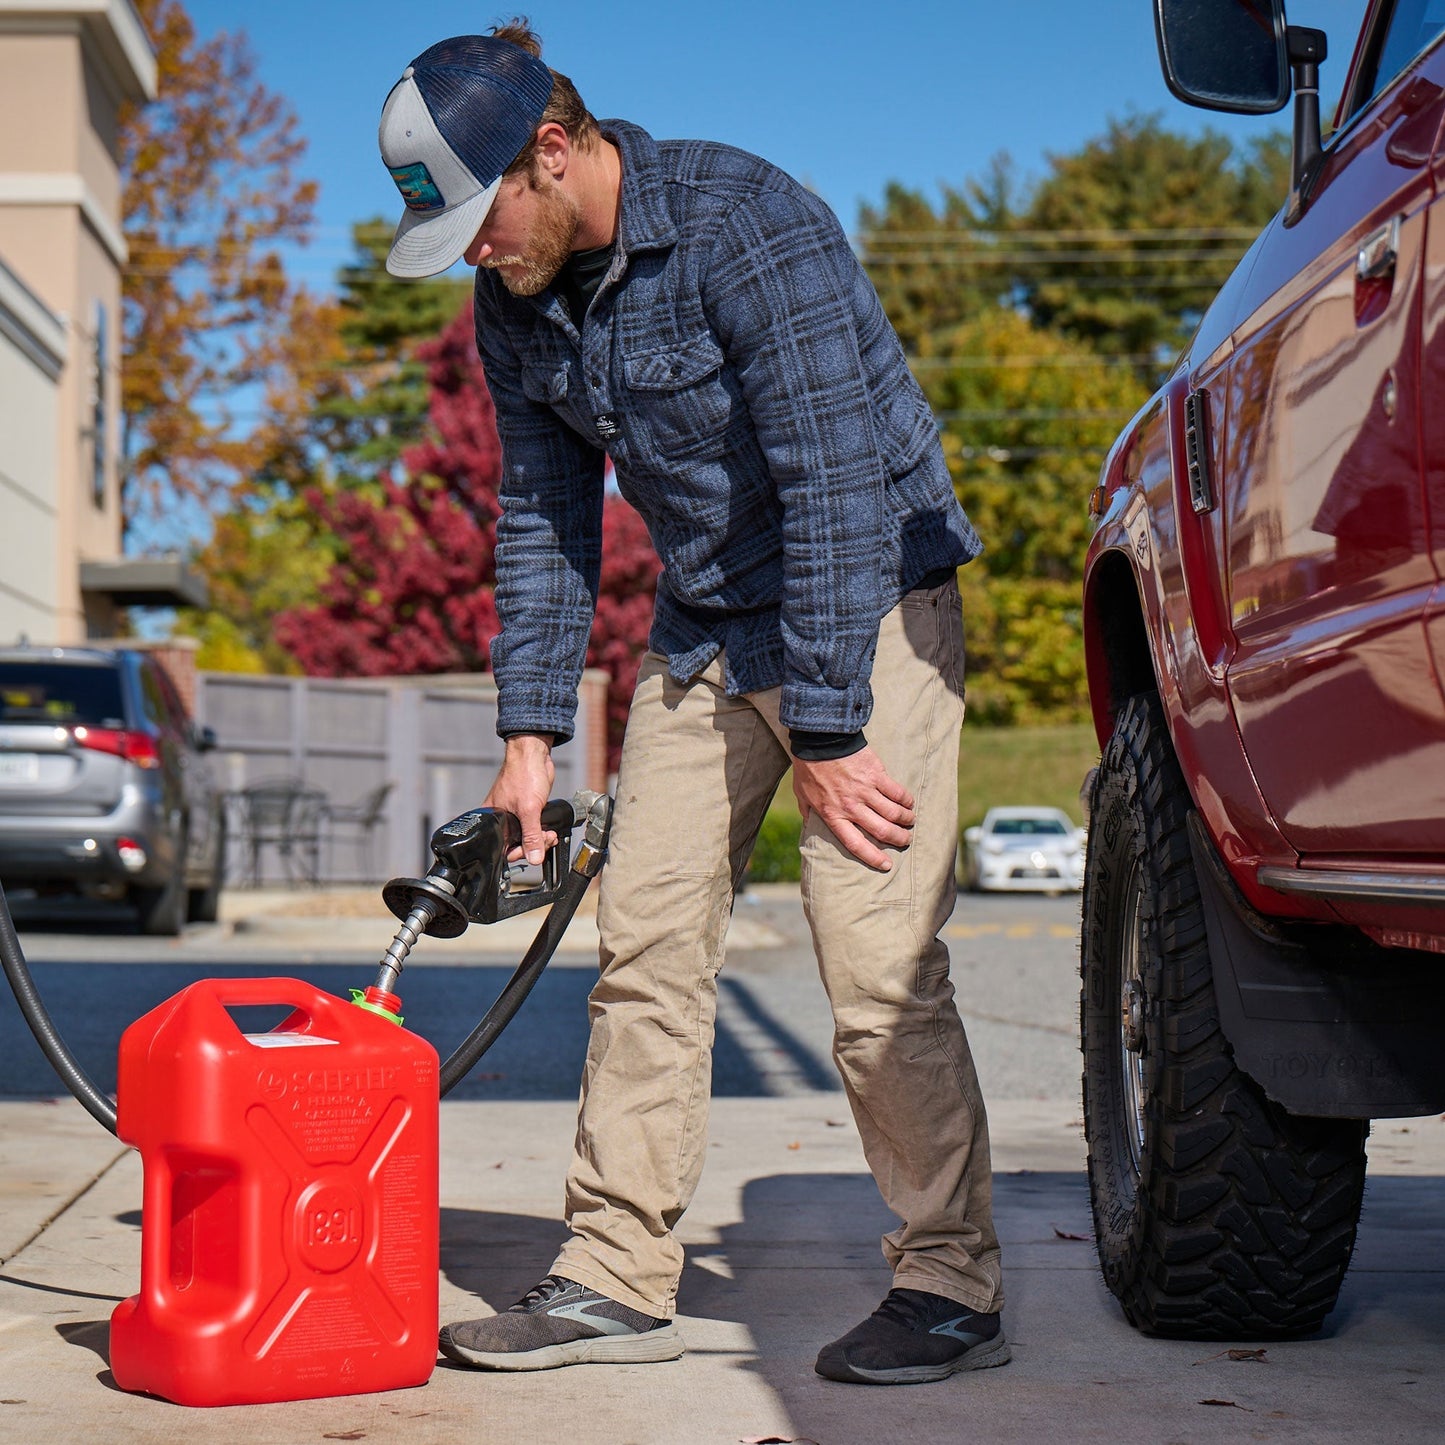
791 747 915 871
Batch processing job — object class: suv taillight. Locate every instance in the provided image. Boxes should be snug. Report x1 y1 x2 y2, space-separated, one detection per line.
71 725 161 769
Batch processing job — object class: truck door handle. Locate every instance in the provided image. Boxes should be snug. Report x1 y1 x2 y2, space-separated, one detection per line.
1357 217 1400 282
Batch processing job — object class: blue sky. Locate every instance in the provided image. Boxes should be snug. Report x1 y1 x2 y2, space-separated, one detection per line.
183 0 1366 293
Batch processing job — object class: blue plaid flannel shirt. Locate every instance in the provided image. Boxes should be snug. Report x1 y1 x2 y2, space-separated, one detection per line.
474 120 982 743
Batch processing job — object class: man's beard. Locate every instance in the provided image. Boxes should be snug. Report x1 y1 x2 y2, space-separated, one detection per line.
485 180 581 297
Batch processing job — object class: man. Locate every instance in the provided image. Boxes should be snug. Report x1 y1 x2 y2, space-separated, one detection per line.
379 23 1006 1386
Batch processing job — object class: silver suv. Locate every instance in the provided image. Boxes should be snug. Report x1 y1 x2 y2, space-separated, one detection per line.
0 647 225 934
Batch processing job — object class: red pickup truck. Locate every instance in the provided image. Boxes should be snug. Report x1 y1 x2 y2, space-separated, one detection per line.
1082 0 1445 1340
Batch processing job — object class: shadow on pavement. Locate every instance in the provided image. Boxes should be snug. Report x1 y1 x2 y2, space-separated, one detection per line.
2 963 838 1102
437 1167 1445 1439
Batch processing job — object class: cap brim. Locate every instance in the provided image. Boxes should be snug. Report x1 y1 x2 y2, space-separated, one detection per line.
385 175 502 278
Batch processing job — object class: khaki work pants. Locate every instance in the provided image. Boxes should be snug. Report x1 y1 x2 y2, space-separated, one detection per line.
551 578 1003 1319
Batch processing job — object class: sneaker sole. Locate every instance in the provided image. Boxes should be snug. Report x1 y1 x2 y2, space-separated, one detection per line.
816 1332 1012 1385
439 1323 684 1372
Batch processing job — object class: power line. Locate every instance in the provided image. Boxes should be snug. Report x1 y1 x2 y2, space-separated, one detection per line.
934 408 1136 422
859 247 1247 266
854 224 1262 242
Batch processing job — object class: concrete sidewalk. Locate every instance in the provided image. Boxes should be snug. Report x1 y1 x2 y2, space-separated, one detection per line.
2 885 1445 1441
1 1093 1443 1443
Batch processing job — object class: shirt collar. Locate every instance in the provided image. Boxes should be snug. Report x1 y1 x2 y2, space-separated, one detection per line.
599 119 678 257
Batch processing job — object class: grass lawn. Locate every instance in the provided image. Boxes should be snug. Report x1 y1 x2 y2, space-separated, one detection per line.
957 719 1100 829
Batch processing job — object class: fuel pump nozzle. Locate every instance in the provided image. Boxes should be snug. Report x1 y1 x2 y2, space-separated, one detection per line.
359 791 613 1029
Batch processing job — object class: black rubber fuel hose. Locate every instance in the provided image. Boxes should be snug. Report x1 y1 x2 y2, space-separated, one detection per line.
0 880 119 1135
439 860 593 1097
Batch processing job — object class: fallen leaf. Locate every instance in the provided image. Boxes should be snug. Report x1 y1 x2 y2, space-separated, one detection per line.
1227 1348 1268 1363
323 1433 367 1441
786 1141 801 1151
1052 1226 1091 1241
740 1437 821 1444
491 1161 506 1170
1199 1399 1252 1411
825 1119 849 1128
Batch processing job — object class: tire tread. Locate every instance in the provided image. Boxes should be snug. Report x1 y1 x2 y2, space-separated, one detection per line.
1081 693 1367 1340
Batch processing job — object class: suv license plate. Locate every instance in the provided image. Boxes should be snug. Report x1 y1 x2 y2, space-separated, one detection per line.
0 753 41 785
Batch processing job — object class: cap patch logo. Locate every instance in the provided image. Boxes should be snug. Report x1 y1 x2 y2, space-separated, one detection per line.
389 161 445 213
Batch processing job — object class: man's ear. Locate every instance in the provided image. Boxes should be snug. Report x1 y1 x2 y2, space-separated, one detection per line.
534 121 570 179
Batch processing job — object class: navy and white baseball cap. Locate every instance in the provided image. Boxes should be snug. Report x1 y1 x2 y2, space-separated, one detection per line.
380 36 555 278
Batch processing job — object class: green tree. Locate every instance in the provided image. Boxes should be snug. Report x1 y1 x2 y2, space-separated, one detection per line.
1021 115 1289 366
856 154 1025 355
177 493 341 673
306 219 471 477
924 309 1146 723
854 115 1291 722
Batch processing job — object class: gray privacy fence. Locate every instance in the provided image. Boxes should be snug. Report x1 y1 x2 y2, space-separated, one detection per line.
194 670 609 885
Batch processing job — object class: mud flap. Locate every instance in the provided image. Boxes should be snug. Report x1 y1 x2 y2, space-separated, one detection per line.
1187 813 1445 1118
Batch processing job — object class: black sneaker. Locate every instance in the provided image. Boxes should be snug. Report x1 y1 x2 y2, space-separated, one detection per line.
815 1288 1010 1385
438 1275 683 1371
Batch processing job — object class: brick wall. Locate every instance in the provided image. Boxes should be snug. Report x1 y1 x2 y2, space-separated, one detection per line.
128 637 200 714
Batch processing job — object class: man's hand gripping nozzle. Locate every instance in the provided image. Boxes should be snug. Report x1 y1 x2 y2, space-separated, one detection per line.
356 792 613 1021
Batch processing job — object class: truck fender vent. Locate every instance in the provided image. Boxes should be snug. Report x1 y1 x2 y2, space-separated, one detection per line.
1183 388 1215 514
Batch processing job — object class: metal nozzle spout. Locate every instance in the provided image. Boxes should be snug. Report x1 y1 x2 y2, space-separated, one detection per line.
375 898 437 996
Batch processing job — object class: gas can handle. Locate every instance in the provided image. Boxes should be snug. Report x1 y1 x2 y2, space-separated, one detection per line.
189 976 345 1036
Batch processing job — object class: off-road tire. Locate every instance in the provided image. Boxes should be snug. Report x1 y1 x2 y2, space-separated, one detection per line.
1080 693 1368 1339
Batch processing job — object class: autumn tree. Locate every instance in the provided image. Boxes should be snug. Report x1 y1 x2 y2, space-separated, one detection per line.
120 0 319 541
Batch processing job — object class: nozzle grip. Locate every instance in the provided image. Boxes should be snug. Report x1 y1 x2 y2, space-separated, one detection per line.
425 799 579 925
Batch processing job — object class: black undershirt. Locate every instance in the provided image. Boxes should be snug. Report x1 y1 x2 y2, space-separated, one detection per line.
558 242 616 328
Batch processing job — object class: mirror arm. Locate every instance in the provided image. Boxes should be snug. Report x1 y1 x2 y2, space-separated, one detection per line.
1285 25 1329 224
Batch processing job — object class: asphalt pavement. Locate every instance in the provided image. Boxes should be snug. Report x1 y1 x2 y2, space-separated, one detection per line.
1 883 1443 1443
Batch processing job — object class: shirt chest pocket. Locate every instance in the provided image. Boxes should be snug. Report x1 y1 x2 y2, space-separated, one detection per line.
521 359 572 406
621 333 736 460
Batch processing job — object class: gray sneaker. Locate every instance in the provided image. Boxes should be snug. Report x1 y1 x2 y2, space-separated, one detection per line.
439 1275 683 1371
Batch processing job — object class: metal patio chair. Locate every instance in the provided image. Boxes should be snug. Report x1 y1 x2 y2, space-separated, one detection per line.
323 780 394 882
239 777 327 887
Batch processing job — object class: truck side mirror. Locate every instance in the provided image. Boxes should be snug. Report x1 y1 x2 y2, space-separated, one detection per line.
1154 0 1291 114
1154 1 1328 221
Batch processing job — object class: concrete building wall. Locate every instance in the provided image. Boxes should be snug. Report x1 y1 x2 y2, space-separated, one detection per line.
0 259 66 643
0 2 153 644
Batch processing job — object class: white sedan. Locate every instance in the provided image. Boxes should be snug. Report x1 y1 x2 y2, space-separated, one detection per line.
961 807 1086 893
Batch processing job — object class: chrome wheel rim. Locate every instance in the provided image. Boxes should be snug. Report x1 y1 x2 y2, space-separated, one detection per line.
1119 862 1149 1177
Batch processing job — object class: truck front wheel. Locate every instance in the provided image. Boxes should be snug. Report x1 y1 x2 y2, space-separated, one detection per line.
1080 693 1368 1338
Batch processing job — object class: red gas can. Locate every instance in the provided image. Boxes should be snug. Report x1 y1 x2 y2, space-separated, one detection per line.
109 977 439 1406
